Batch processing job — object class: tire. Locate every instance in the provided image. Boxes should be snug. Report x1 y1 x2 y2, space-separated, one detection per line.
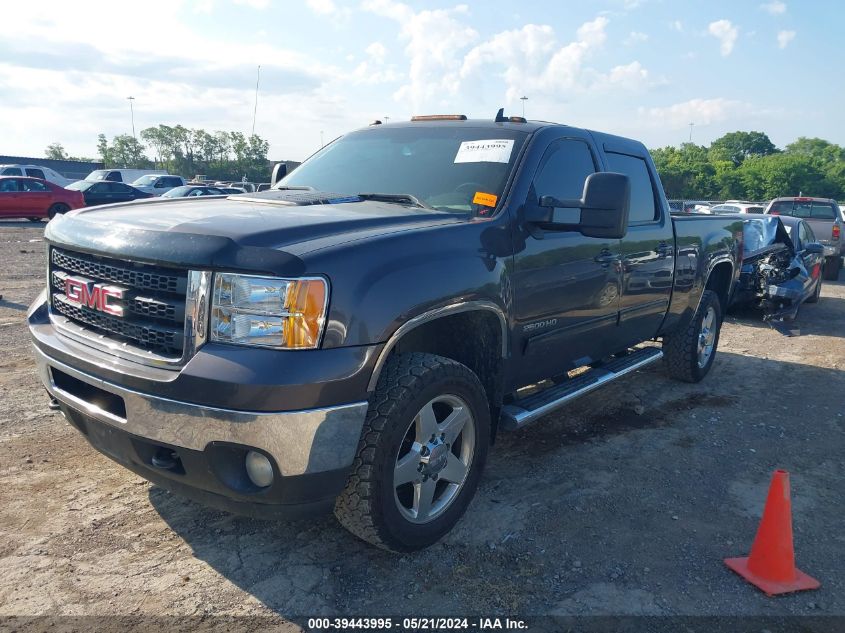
334 352 490 552
806 276 822 304
27 218 42 223
48 203 70 220
662 289 722 383
823 257 840 281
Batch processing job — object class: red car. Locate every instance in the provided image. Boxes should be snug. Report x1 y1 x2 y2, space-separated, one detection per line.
0 176 85 222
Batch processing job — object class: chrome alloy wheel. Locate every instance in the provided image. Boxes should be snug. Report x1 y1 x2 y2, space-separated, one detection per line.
697 305 717 368
393 395 476 524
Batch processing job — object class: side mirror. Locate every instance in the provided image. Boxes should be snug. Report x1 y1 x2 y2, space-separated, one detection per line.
533 172 631 239
803 242 824 255
270 163 287 186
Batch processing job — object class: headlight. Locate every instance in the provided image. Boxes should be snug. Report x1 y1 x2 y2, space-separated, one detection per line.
210 273 328 349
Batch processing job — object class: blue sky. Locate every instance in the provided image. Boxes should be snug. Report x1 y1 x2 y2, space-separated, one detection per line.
2 0 842 162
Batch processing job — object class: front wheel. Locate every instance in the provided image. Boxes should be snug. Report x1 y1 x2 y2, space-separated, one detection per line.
662 289 722 383
334 352 490 551
48 203 70 220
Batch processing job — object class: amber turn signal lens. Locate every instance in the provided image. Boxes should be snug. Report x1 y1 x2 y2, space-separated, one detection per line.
283 279 328 349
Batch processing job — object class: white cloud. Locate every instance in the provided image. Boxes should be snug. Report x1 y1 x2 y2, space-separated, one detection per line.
638 98 755 128
777 30 796 49
670 20 683 32
350 41 402 85
365 41 387 63
761 1 787 15
708 19 739 57
363 1 480 109
306 0 336 14
233 0 270 8
624 31 649 45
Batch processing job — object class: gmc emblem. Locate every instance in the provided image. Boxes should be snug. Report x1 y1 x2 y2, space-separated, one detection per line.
64 276 126 317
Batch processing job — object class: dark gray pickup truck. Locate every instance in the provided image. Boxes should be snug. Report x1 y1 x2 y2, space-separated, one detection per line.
28 112 742 551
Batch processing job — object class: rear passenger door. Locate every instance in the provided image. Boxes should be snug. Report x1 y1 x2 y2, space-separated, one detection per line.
19 179 51 214
0 178 22 215
605 150 675 345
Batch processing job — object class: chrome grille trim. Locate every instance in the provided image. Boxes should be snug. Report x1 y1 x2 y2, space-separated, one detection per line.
48 247 211 370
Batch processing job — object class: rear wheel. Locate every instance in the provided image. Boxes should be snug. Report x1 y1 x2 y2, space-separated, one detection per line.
334 352 490 551
823 257 840 281
662 289 722 383
48 203 70 220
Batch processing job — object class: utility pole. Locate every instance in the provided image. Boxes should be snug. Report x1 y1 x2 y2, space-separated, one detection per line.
252 65 261 137
520 96 528 118
688 122 695 143
127 96 136 139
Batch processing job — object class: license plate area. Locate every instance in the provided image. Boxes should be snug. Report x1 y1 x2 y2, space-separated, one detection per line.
51 368 127 421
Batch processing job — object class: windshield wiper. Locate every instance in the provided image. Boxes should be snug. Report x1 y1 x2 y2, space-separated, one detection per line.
273 185 315 191
356 192 434 210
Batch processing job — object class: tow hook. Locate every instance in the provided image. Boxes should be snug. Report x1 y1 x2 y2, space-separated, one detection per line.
151 448 180 471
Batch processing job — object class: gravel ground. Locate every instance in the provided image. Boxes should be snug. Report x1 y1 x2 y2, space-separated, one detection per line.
0 220 843 628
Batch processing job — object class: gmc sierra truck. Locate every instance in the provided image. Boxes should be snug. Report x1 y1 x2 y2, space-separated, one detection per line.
28 112 742 551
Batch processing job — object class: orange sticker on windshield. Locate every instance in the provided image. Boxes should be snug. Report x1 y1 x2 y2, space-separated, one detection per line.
473 191 498 207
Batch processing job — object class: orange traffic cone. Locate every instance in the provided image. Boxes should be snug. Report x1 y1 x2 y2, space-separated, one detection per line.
724 469 820 596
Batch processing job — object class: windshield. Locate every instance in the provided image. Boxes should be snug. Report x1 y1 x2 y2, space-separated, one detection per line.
277 126 529 213
162 186 193 197
66 181 93 191
86 170 111 181
132 175 159 186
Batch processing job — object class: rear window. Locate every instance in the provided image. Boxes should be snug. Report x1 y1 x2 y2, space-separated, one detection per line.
769 200 836 219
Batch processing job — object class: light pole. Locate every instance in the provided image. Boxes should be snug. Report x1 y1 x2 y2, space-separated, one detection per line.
252 65 261 137
320 130 324 148
688 122 695 143
384 116 390 123
520 96 528 118
127 96 136 139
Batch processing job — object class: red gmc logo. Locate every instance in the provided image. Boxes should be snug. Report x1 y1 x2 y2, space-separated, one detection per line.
64 276 126 317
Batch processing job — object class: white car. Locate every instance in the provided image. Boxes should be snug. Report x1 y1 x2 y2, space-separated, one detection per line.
130 174 187 196
710 202 766 215
84 168 167 184
0 164 74 187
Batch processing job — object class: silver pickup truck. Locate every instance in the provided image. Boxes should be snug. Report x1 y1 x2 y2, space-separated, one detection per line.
765 197 842 280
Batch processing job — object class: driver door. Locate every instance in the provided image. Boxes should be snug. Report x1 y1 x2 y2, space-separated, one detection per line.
511 137 623 386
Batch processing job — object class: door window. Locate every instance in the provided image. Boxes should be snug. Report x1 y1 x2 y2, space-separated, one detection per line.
21 180 48 192
605 153 657 223
0 179 20 192
25 168 46 179
532 139 597 201
1 168 22 176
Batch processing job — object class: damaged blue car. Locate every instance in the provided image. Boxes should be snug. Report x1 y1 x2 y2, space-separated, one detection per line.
732 215 825 320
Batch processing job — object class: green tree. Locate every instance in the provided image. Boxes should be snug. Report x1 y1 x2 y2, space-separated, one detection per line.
709 131 777 166
45 143 68 160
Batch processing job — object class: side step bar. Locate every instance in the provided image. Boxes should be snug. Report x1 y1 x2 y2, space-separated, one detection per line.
499 347 663 431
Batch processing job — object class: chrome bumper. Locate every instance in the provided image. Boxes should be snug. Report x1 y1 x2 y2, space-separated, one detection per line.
35 346 369 476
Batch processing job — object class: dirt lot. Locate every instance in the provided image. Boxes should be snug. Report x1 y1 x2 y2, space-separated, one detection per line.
0 220 843 627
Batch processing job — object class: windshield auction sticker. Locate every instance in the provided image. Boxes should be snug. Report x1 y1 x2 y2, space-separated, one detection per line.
454 139 514 163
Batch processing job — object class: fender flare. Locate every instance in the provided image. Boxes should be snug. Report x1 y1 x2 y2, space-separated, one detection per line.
366 300 509 392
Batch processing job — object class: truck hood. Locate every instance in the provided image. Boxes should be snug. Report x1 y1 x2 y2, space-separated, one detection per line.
45 191 463 275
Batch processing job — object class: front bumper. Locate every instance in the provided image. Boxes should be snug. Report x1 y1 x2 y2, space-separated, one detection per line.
29 294 373 518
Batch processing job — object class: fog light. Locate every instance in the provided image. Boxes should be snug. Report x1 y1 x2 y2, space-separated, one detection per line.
245 450 274 488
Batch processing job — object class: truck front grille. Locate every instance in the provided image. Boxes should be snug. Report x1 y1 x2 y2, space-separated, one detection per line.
49 248 189 358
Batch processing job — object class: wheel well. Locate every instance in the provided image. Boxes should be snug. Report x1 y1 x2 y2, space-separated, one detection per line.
705 261 733 312
390 311 504 434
